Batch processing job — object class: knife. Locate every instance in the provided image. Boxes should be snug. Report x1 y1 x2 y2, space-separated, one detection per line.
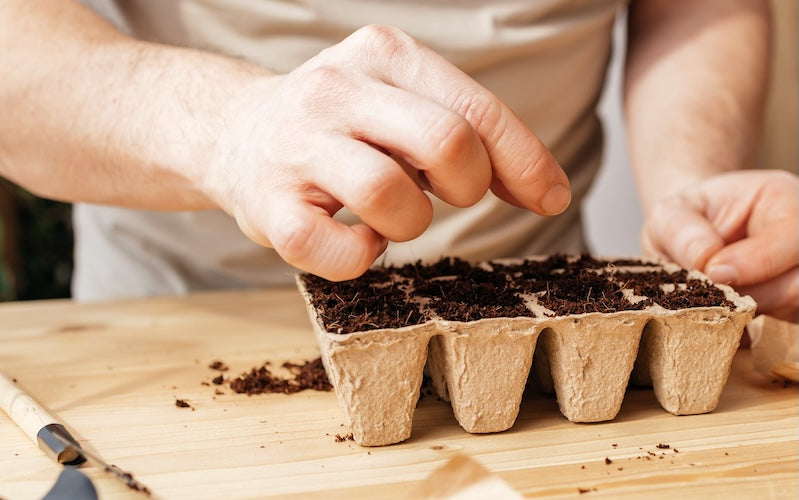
0 372 152 496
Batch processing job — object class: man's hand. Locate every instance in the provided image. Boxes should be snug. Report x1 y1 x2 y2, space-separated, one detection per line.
204 25 571 281
642 170 798 322
1 2 571 283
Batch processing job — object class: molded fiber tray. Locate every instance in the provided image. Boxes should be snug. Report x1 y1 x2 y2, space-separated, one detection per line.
296 255 756 446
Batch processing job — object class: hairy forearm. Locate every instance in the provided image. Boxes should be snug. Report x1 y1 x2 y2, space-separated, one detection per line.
625 0 771 214
0 0 269 209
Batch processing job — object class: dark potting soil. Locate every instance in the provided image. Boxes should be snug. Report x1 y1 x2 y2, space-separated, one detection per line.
301 255 734 334
611 270 735 310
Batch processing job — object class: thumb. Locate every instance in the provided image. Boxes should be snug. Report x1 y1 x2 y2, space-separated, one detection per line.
705 219 799 286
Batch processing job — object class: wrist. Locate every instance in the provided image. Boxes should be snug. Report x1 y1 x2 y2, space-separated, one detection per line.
120 43 276 211
196 72 285 215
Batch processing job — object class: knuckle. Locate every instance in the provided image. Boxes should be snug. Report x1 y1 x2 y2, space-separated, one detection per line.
758 253 779 283
291 65 362 118
426 113 474 166
353 24 414 59
449 89 504 139
513 148 549 185
269 214 317 266
350 167 400 214
298 65 349 105
303 65 343 89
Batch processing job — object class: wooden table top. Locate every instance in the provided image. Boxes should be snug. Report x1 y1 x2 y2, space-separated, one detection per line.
0 288 796 499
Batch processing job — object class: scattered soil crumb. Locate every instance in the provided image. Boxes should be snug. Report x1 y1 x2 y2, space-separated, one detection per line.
335 433 354 442
656 443 670 449
604 457 613 465
430 445 445 451
212 375 224 385
578 487 597 494
201 381 210 386
175 399 191 409
208 360 229 371
229 358 332 395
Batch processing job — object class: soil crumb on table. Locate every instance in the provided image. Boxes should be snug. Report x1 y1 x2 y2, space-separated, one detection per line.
208 360 229 371
208 357 332 395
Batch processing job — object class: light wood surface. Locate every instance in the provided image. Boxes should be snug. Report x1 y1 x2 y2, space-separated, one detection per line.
0 288 796 499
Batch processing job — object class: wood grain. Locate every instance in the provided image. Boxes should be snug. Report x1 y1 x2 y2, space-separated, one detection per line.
0 288 796 499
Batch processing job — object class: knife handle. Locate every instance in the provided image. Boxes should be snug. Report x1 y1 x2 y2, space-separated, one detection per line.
0 372 85 465
0 372 59 442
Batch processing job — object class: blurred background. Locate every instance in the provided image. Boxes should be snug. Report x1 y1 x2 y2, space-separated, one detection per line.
0 0 796 301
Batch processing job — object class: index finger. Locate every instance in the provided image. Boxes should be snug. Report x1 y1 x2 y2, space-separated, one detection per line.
339 25 572 215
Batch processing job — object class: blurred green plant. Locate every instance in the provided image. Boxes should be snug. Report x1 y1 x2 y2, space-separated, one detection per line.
0 179 73 301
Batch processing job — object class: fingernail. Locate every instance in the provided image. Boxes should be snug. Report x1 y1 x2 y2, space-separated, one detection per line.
541 184 571 215
707 264 738 284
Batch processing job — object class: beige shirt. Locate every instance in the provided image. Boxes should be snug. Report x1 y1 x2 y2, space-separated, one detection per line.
74 0 625 300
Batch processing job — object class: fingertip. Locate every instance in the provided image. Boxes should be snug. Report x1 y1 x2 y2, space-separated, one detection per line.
685 237 720 271
265 203 386 281
706 264 739 285
351 223 388 259
320 224 386 280
377 234 389 255
540 183 571 215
